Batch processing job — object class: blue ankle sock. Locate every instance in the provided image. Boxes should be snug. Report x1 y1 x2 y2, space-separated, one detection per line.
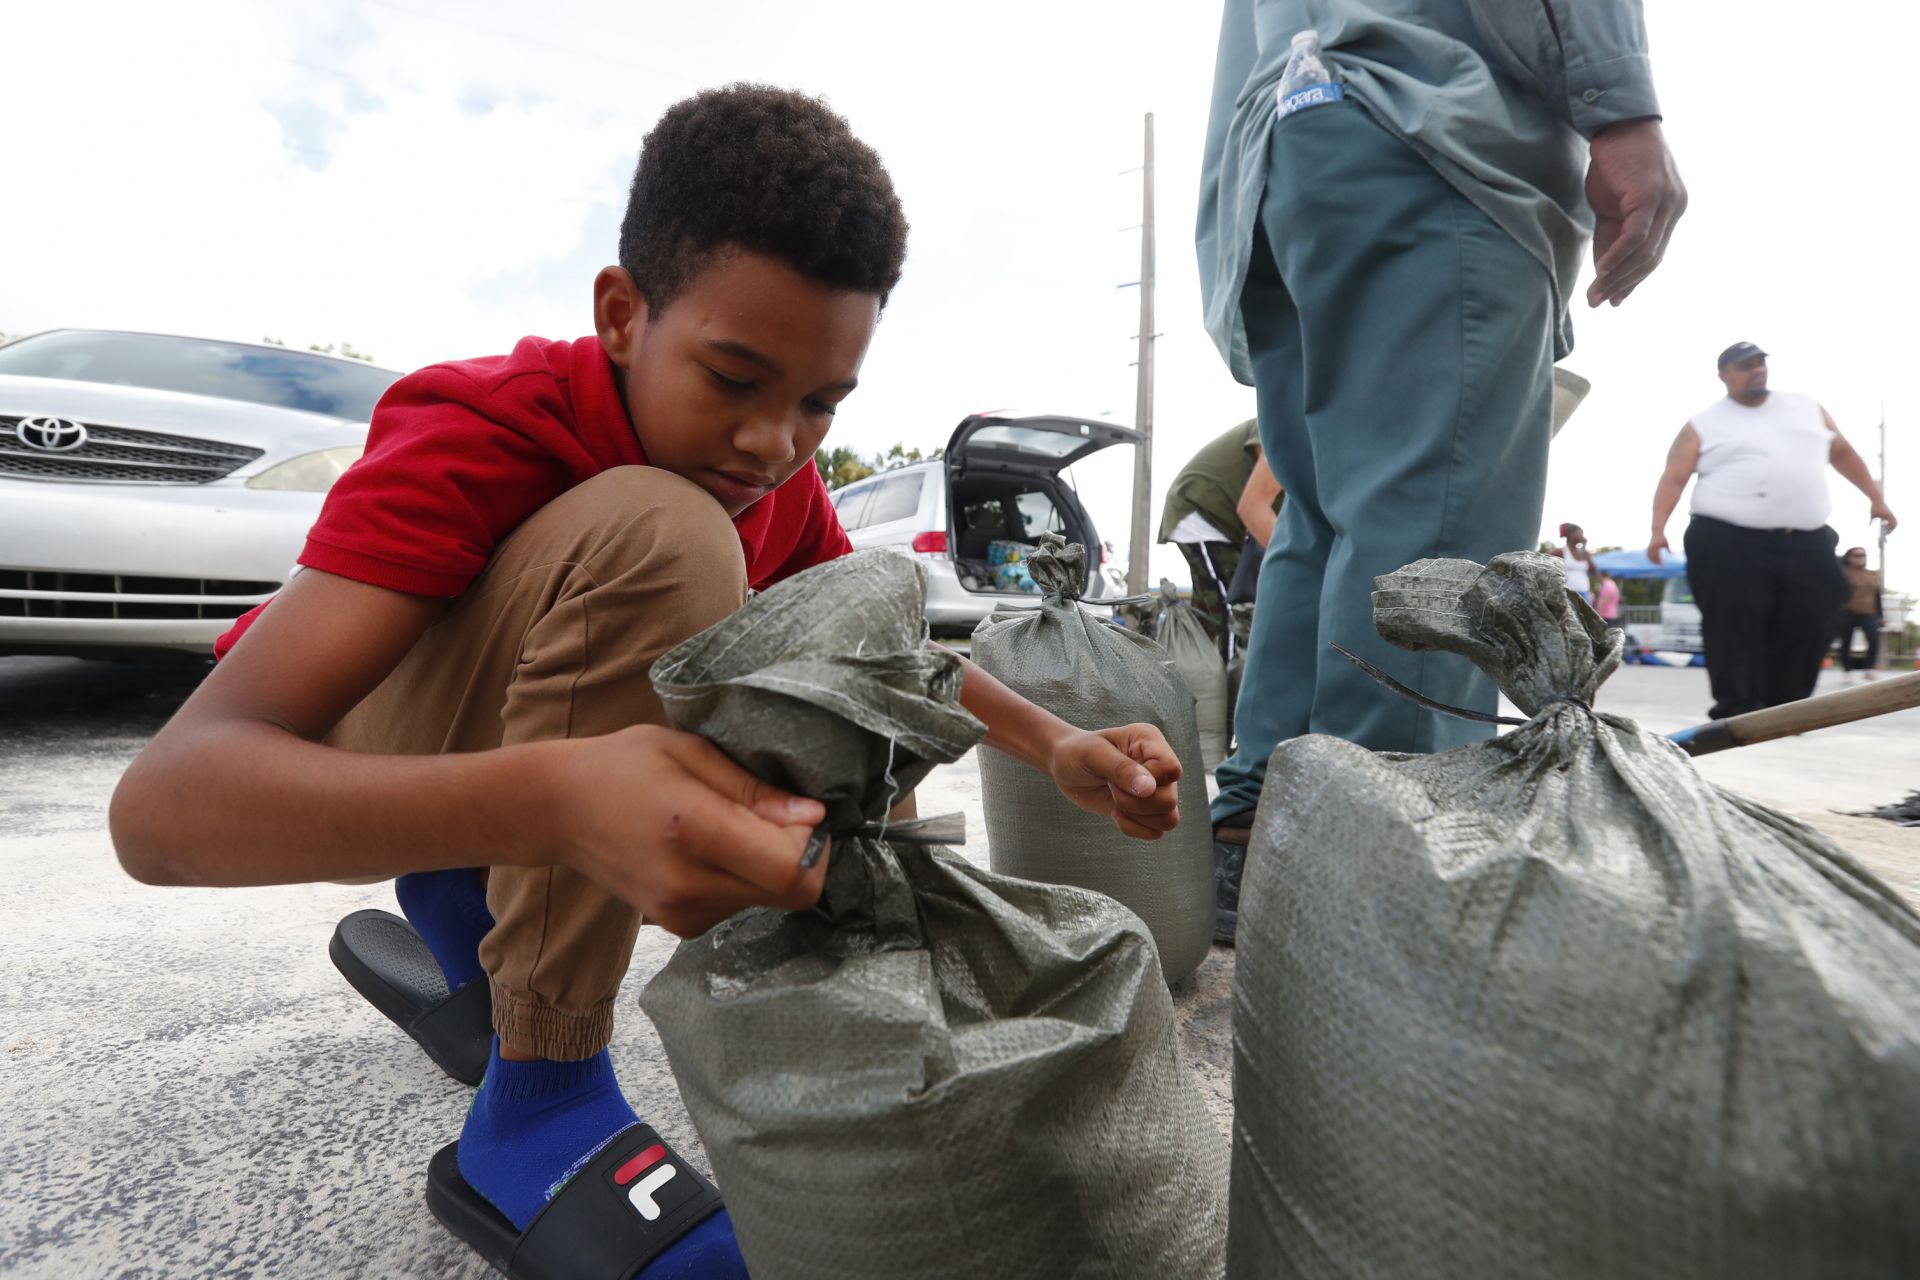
458 1043 748 1277
459 1043 638 1229
394 869 492 992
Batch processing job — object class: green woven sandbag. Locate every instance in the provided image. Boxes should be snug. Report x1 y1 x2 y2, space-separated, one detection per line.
970 536 1215 984
1154 579 1230 770
642 549 1228 1280
1229 553 1920 1279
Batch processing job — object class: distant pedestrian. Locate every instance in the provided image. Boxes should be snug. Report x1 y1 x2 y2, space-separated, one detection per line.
1648 343 1898 718
1553 522 1597 601
1834 546 1884 682
1594 570 1623 629
1156 418 1282 658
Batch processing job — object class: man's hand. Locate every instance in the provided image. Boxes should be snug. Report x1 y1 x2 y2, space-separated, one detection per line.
1585 118 1686 308
1647 532 1671 565
547 725 830 938
1872 501 1899 535
1046 724 1182 840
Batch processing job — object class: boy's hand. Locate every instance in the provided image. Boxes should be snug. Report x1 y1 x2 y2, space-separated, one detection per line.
1046 724 1182 840
548 725 830 938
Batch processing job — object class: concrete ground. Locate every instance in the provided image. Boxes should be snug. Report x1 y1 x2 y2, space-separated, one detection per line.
0 656 1913 1277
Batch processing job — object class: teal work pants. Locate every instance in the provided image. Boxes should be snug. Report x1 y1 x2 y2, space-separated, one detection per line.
1212 102 1555 828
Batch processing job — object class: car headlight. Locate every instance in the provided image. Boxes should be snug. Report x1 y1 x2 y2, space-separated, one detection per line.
245 445 365 492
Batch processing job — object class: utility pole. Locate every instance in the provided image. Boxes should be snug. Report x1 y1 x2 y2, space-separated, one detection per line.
1126 112 1156 596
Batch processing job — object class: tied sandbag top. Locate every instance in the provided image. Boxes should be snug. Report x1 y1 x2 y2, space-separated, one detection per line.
651 549 985 830
1029 531 1087 603
1372 552 1624 717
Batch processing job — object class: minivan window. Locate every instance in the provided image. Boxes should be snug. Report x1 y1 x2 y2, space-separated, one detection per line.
1014 490 1064 537
832 483 874 530
862 473 923 526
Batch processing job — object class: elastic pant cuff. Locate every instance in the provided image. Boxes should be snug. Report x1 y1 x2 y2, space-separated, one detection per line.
490 982 615 1061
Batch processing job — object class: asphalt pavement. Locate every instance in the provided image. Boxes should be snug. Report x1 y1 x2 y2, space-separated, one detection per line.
0 654 1913 1277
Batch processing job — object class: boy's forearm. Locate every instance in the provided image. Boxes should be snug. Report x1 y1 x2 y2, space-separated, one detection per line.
111 724 566 888
950 651 1075 771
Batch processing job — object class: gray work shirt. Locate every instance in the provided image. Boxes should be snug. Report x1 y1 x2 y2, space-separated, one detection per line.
1197 0 1660 381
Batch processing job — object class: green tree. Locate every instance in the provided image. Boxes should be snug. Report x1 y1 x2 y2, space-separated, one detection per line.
814 445 874 490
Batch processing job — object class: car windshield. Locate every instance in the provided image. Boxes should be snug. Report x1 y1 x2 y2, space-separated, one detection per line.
0 331 402 421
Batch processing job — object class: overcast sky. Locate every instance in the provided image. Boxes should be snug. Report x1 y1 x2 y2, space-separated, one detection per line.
3 1 1911 590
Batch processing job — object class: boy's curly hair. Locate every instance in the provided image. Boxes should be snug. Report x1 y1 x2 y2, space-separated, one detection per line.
619 84 908 312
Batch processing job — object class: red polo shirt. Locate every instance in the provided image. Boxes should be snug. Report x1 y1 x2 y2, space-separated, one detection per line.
214 334 851 659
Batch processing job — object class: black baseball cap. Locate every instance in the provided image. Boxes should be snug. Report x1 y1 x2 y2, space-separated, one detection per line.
1717 341 1767 369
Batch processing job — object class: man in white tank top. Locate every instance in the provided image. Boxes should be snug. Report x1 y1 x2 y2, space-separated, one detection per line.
1646 342 1898 719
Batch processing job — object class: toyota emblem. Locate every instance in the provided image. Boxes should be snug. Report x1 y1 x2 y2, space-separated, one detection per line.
14 416 89 452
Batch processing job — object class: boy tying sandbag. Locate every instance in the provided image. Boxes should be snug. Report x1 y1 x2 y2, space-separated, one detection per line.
112 85 1182 1279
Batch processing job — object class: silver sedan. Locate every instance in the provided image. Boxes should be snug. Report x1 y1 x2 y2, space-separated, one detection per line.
0 329 401 657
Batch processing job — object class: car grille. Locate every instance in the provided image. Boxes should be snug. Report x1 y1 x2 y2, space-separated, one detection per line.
0 416 264 484
0 569 278 620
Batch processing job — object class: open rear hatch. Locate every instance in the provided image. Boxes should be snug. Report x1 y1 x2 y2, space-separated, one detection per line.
944 414 1141 598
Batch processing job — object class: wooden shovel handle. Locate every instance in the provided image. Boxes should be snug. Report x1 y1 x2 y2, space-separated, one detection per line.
1670 671 1920 756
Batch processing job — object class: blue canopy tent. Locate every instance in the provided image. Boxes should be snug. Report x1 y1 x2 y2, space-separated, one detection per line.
1588 548 1704 665
1591 548 1687 580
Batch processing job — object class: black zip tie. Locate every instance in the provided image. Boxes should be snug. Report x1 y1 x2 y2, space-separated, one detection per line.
850 813 967 846
800 812 968 869
799 821 832 869
1330 643 1530 726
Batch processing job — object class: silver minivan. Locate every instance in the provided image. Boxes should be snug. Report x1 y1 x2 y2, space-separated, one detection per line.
830 412 1140 635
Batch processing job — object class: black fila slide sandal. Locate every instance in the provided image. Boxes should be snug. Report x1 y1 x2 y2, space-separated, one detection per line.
329 908 492 1086
427 1125 728 1280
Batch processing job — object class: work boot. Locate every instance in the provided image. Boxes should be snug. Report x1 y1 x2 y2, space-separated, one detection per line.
1213 828 1249 946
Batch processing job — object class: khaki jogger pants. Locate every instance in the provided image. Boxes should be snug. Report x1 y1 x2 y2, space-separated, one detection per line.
326 466 748 1060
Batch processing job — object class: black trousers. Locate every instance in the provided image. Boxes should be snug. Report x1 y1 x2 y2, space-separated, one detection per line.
1683 515 1848 719
1834 612 1882 671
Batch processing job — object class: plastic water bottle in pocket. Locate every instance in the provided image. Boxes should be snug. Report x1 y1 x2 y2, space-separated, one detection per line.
1276 29 1344 117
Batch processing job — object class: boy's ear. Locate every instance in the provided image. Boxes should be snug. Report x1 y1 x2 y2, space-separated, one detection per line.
594 267 651 367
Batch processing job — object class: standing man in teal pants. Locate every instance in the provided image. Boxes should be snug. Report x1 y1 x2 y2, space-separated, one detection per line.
1197 0 1687 942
